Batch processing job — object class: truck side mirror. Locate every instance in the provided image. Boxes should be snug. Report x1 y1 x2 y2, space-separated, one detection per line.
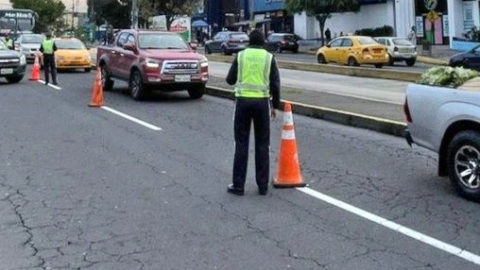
123 43 136 52
189 42 198 51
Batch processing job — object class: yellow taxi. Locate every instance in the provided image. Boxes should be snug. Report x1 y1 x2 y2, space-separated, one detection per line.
53 37 92 72
316 35 389 68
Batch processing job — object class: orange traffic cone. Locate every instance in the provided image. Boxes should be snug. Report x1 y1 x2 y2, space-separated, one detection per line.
29 54 40 81
88 68 104 107
273 102 307 188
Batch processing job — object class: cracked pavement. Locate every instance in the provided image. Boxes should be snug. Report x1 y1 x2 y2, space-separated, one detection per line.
0 71 480 270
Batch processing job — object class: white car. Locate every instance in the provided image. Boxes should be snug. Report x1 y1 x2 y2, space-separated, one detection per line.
374 37 417 66
14 34 45 63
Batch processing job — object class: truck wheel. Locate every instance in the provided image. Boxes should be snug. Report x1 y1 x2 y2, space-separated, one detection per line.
188 85 205 99
6 75 23 83
101 65 114 91
129 69 146 101
447 130 480 201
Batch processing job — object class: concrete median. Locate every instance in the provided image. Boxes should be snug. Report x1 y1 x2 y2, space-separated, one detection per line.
206 54 421 82
206 86 406 138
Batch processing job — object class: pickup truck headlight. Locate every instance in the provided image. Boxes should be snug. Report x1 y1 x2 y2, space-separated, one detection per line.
146 58 161 68
19 55 26 65
200 60 208 68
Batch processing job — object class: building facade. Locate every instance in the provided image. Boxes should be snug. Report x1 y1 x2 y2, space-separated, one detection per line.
294 0 415 40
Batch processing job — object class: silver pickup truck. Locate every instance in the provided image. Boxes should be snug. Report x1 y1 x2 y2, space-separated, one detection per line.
404 83 480 201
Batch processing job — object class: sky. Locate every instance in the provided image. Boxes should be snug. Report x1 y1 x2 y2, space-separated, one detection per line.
0 0 88 13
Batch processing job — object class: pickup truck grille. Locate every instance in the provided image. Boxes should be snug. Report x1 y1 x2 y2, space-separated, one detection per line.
161 60 199 75
0 58 20 68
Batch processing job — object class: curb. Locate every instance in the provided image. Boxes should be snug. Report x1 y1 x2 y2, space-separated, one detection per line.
206 86 407 138
206 54 420 82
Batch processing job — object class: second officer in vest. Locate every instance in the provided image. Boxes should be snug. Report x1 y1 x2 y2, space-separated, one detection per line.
226 29 281 196
40 33 58 85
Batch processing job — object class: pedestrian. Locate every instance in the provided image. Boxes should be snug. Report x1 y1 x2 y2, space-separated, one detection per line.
4 34 14 50
40 32 58 85
324 28 331 43
225 29 281 196
408 26 416 45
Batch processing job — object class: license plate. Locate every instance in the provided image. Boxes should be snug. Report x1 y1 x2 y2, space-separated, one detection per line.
175 75 191 82
1 68 13 74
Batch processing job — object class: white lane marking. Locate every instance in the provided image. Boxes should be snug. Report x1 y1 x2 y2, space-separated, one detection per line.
37 80 62 90
296 187 480 266
101 106 162 131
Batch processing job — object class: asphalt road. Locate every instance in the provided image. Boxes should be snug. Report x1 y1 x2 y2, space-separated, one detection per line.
197 48 435 74
208 61 409 105
1 70 480 269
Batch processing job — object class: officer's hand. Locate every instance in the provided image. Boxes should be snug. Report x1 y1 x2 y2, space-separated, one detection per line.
270 109 278 119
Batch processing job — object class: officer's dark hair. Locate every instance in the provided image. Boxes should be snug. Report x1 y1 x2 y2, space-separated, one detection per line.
249 29 265 47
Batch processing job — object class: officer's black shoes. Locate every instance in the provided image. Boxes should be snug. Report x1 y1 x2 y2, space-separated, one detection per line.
44 81 48 85
227 184 244 196
52 82 58 85
258 187 268 196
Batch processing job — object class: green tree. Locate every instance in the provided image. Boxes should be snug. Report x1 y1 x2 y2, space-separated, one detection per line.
10 0 65 33
285 0 360 46
138 0 202 30
87 0 131 29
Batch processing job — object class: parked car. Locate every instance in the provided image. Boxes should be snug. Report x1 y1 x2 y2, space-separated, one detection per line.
14 33 45 63
204 31 249 55
265 33 299 53
53 37 92 72
374 37 417 66
449 44 480 71
97 29 208 100
0 40 26 83
316 36 389 68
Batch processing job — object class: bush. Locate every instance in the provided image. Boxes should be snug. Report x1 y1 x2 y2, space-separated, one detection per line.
354 25 394 37
416 66 479 88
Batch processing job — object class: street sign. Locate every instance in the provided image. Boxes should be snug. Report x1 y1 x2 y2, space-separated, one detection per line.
426 11 439 22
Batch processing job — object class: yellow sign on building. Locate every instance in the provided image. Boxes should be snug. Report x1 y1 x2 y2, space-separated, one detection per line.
426 11 439 22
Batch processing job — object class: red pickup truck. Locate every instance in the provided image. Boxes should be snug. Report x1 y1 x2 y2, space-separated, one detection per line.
96 29 209 100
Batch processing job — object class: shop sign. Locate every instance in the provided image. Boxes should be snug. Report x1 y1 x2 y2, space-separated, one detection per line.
426 11 439 22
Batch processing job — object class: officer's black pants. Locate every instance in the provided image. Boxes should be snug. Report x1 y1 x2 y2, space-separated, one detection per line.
43 55 57 84
233 98 270 189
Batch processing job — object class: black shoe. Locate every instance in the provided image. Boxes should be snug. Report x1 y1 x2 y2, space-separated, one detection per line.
45 81 48 85
258 187 268 196
52 82 58 85
227 184 244 196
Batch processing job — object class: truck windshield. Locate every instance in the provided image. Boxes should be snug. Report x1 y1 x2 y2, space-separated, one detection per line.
138 34 188 50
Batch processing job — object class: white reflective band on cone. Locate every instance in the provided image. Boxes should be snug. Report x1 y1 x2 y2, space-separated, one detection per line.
283 111 293 125
282 129 295 140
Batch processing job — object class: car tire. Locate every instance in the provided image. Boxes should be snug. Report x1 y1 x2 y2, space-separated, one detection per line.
205 46 211 54
129 69 146 101
276 46 282 53
447 130 480 201
84 68 91 73
388 54 394 66
317 54 327 64
374 64 383 68
347 57 358 67
188 85 205 99
221 46 229 56
405 59 416 67
100 64 114 91
6 75 23 83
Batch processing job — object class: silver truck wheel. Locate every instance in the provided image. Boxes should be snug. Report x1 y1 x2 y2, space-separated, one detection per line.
447 130 480 201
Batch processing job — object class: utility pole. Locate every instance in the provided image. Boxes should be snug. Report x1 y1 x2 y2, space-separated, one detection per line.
131 0 138 29
71 0 75 32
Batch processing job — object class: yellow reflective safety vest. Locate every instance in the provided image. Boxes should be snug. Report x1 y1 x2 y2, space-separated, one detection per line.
235 48 273 98
42 39 54 54
5 39 12 48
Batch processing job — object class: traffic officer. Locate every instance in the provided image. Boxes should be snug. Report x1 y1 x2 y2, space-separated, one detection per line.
39 32 58 85
4 34 14 50
225 29 281 196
